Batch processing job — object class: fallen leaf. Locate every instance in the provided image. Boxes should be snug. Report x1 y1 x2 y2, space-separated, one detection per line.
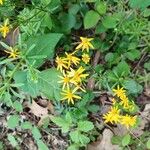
29 100 48 118
87 129 119 150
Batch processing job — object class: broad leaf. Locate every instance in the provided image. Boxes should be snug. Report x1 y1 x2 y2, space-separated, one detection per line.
84 10 100 29
26 33 62 68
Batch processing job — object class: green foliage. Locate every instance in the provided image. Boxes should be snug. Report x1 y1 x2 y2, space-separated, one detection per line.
84 10 100 29
26 33 63 68
0 0 149 149
122 134 131 147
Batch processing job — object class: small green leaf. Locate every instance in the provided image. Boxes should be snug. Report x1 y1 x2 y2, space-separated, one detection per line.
105 53 115 63
7 115 20 129
37 140 49 150
69 130 80 143
129 0 150 9
102 15 117 29
7 134 18 147
21 121 32 130
122 134 131 147
95 1 107 15
79 134 90 145
146 139 150 149
144 62 150 71
32 126 42 140
78 121 94 132
123 79 143 94
84 10 100 29
13 101 23 112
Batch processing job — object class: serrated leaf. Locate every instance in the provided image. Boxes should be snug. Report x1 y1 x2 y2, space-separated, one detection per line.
122 134 131 146
7 115 20 129
123 79 143 94
69 131 80 143
79 134 90 145
84 10 100 29
78 121 94 132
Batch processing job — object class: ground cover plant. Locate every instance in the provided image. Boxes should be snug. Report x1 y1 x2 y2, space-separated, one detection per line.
0 0 150 150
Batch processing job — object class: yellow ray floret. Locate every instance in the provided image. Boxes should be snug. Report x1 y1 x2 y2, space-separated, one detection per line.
76 37 94 52
55 56 68 72
82 53 90 64
0 19 10 38
113 85 126 99
64 52 80 67
120 115 137 129
4 47 19 59
58 71 70 90
61 87 81 104
0 0 4 5
68 66 89 84
103 107 121 124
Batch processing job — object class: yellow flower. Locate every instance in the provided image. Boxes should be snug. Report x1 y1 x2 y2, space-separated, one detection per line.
4 47 19 59
55 56 68 72
61 87 81 104
119 95 130 109
120 115 137 129
68 66 89 84
58 71 70 90
64 52 80 67
76 37 94 52
0 19 10 38
0 0 4 5
113 85 126 99
82 53 90 64
103 107 121 124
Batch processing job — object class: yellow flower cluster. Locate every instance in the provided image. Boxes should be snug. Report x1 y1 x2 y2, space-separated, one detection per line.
103 86 137 129
4 47 20 59
0 19 10 38
56 37 94 104
0 0 4 5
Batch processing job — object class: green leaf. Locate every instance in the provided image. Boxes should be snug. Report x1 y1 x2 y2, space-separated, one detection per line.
79 134 90 145
7 115 20 129
21 121 32 130
14 71 40 97
84 10 100 29
13 101 23 112
105 53 115 63
146 139 150 149
7 134 18 147
65 112 72 125
144 62 150 71
114 61 130 77
69 131 80 143
67 144 79 150
95 23 107 34
43 13 52 30
102 15 117 29
37 140 49 150
111 136 122 145
38 68 61 100
125 50 140 61
69 4 80 15
50 115 70 133
122 134 131 147
32 126 42 141
26 33 63 68
123 79 143 94
78 121 94 132
129 0 150 10
88 105 100 113
95 1 107 15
